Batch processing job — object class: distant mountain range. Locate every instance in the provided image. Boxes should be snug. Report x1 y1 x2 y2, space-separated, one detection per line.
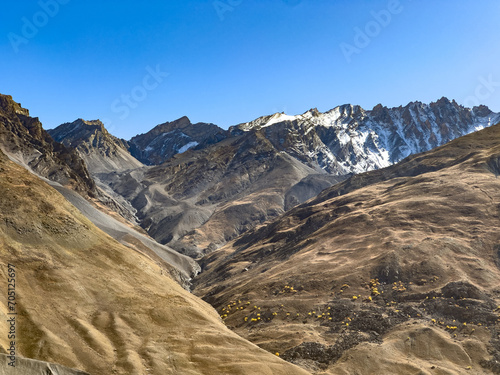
5 93 499 258
230 98 499 174
49 97 500 178
47 97 500 256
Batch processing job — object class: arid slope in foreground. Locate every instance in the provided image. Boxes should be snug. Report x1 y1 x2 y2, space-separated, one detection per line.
194 123 500 374
0 150 308 375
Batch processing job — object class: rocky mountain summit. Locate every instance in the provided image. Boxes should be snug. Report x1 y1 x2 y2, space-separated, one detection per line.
49 119 143 174
49 119 145 222
128 116 226 165
0 94 97 197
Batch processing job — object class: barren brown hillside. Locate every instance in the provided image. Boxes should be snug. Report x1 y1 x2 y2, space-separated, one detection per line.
0 149 309 375
194 123 500 374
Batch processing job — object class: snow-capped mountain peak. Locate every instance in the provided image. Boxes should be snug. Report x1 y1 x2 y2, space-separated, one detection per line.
230 99 500 175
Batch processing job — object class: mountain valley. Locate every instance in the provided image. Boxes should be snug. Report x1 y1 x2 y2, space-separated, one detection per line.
0 98 307 375
2 93 500 374
51 98 499 258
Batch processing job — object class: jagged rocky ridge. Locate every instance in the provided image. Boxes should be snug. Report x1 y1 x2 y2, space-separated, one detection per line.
49 119 145 222
231 98 500 175
111 98 500 177
0 96 138 224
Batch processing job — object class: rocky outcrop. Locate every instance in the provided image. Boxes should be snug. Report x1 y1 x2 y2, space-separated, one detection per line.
129 116 226 165
49 119 145 222
49 119 143 174
0 94 97 197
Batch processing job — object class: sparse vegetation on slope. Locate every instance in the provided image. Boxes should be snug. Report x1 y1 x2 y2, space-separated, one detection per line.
194 123 500 374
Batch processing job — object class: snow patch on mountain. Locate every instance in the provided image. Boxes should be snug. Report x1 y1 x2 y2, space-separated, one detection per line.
177 141 198 154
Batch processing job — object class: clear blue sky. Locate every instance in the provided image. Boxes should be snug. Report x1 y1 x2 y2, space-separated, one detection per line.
1 1 499 139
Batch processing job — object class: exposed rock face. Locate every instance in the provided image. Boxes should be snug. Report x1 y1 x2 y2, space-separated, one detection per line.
128 116 227 165
49 119 145 222
193 121 500 374
0 94 96 197
0 95 144 224
49 119 143 174
232 98 500 175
